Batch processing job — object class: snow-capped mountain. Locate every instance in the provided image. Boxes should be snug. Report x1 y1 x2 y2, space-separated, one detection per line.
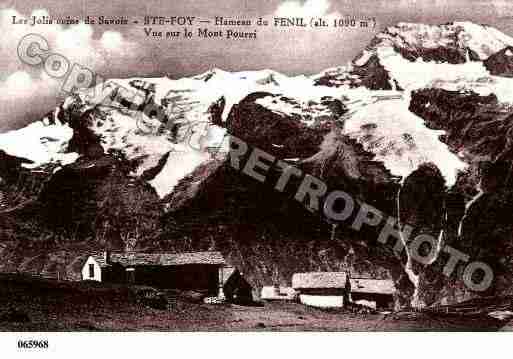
0 67 471 197
4 21 513 307
315 22 513 98
5 21 513 185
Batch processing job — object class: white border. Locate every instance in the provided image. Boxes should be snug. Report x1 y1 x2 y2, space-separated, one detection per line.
1 332 512 359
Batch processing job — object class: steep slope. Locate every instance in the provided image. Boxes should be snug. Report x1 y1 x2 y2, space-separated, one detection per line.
484 46 513 76
161 91 413 304
408 88 513 304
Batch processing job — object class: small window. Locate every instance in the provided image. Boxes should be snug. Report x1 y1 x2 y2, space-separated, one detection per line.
89 263 95 278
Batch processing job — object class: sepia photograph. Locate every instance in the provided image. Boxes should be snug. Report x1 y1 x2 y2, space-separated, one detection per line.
1 0 513 356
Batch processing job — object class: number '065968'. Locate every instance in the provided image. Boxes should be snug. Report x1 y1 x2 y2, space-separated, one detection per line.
17 340 49 349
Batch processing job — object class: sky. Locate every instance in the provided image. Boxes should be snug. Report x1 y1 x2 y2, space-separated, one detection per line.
1 0 513 132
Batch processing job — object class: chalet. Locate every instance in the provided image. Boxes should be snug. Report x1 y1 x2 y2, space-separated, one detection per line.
349 277 396 310
82 251 239 299
221 266 253 304
260 286 297 301
292 272 350 308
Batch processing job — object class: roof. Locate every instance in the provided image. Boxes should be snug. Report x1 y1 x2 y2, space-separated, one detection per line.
91 251 226 268
349 278 396 295
220 266 236 285
292 272 348 289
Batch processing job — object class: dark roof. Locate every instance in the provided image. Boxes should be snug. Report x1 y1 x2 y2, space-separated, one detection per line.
349 278 396 295
91 251 226 267
292 272 348 289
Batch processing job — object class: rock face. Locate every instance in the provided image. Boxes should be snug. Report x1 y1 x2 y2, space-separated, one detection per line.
38 155 161 243
484 46 513 77
408 88 510 161
408 88 513 305
227 92 343 158
314 54 395 90
398 163 446 306
351 55 396 90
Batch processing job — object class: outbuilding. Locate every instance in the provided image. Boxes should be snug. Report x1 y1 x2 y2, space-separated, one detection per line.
349 277 396 310
292 272 350 308
82 251 230 298
221 266 253 304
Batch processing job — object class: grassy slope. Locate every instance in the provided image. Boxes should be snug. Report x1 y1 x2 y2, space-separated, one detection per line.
0 274 510 331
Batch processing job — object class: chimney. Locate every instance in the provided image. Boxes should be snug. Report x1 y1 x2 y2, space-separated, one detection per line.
103 250 110 264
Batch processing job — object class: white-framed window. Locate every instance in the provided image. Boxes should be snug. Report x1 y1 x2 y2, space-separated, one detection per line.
89 263 95 278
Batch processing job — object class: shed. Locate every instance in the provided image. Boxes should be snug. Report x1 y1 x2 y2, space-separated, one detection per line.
82 251 227 297
292 272 349 308
349 278 396 310
221 267 253 304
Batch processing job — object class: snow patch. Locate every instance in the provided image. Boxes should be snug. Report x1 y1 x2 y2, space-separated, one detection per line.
149 146 211 198
0 120 78 168
343 96 467 186
377 46 490 91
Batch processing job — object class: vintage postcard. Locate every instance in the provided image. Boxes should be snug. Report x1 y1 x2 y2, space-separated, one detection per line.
1 0 513 355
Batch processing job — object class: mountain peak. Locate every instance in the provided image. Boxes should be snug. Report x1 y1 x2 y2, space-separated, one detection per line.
376 21 513 62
